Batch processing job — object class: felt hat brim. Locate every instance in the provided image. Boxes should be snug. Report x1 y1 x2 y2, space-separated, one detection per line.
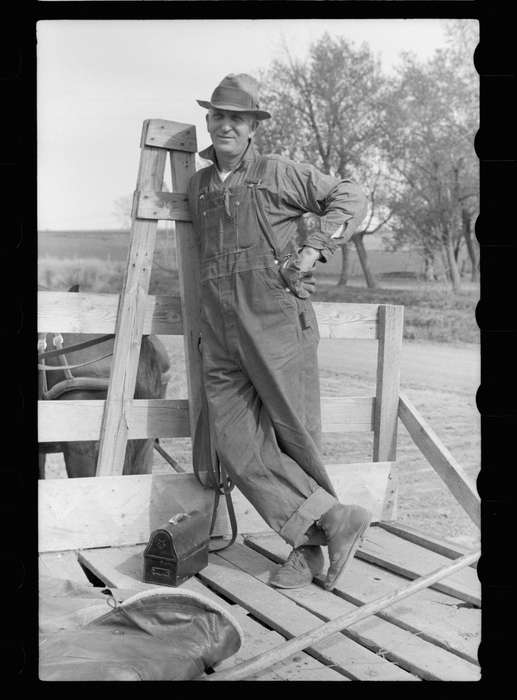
197 99 271 121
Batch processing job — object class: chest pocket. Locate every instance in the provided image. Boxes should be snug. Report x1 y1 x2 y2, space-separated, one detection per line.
198 184 258 257
198 189 227 259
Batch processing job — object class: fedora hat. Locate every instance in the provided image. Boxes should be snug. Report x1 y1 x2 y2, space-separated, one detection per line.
197 73 271 121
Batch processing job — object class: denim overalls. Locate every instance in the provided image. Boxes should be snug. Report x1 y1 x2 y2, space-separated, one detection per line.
191 155 338 547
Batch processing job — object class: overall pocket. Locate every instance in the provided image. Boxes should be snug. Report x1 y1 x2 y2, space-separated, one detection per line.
198 190 225 258
232 184 258 250
260 265 320 344
255 266 300 327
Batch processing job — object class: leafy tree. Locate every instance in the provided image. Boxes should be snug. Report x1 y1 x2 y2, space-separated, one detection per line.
255 33 391 288
381 23 478 291
112 194 133 229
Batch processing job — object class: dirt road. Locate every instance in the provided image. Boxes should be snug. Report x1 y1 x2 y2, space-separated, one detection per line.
318 339 479 396
316 338 480 548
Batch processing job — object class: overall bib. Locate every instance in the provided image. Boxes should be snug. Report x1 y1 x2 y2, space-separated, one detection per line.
196 157 338 547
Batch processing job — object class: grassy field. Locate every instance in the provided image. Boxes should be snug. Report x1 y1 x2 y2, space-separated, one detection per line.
38 229 479 345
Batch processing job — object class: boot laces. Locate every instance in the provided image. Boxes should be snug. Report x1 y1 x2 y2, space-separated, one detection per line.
283 548 309 573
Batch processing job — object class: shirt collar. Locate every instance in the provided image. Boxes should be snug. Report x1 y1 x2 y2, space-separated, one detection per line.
198 140 259 172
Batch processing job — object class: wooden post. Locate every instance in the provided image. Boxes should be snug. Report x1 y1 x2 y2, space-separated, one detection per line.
373 305 404 521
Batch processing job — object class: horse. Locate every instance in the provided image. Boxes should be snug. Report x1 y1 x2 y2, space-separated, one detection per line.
38 286 172 479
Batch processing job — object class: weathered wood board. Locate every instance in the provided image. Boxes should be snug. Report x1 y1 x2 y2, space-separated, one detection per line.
216 542 479 681
39 462 391 552
39 551 92 585
246 531 480 665
199 553 418 680
39 395 378 443
358 527 480 606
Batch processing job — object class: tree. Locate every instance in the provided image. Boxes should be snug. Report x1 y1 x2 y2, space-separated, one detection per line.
112 194 133 229
255 33 391 288
380 24 478 291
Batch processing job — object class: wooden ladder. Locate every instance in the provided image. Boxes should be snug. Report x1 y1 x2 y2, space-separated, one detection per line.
95 119 202 477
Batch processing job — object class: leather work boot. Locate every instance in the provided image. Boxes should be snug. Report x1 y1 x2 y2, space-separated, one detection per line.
269 545 325 589
318 504 372 590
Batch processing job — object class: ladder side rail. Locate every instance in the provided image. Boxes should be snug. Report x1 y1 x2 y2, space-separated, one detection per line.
96 120 167 476
169 150 203 436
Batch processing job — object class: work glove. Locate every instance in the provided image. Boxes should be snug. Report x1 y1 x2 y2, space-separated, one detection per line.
279 249 318 299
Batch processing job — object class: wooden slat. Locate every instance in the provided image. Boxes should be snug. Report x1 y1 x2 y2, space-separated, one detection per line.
374 305 404 521
143 119 197 152
97 128 167 476
78 544 345 681
246 532 480 665
199 553 417 680
38 396 375 443
39 551 92 585
221 612 346 681
38 398 190 441
358 527 480 606
135 191 191 222
220 462 392 534
38 473 220 553
219 542 479 680
38 291 183 335
170 150 205 447
398 393 480 529
378 521 479 566
37 295 382 341
38 462 390 552
313 302 379 339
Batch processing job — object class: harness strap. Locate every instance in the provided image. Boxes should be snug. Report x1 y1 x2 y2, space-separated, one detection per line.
38 334 115 361
245 156 282 261
38 352 113 372
207 466 239 553
42 377 111 401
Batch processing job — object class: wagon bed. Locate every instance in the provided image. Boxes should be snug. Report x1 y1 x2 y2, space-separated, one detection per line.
39 521 480 681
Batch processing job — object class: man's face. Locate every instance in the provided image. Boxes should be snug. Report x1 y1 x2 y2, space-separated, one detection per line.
206 109 256 160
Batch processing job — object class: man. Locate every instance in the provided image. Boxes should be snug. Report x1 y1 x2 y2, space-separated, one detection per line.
188 73 371 590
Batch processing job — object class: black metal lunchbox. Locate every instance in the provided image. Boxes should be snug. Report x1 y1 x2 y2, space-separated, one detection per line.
143 510 209 587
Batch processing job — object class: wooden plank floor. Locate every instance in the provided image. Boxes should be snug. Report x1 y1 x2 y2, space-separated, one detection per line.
39 523 480 681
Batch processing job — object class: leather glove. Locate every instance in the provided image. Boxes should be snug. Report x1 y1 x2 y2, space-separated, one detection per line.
279 249 318 299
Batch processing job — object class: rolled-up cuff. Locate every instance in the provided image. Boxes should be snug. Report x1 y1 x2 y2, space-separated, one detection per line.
279 487 337 547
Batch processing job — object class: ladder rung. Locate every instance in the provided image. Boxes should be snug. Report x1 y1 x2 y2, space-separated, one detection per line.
136 190 191 222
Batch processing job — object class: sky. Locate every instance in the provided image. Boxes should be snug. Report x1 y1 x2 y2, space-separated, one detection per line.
37 19 477 231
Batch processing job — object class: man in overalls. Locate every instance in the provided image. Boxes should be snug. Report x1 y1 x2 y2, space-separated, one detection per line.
188 74 371 590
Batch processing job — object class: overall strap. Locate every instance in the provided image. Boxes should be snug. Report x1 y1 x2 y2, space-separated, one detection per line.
245 154 269 186
245 156 282 260
193 164 214 197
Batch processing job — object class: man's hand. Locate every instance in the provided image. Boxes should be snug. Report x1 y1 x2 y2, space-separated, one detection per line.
279 247 319 299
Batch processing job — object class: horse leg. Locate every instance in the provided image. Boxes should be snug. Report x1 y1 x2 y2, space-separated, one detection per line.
62 441 98 478
39 451 46 479
123 439 154 475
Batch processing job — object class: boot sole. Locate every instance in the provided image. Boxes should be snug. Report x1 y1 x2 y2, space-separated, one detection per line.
324 518 371 590
270 566 325 589
269 578 315 589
